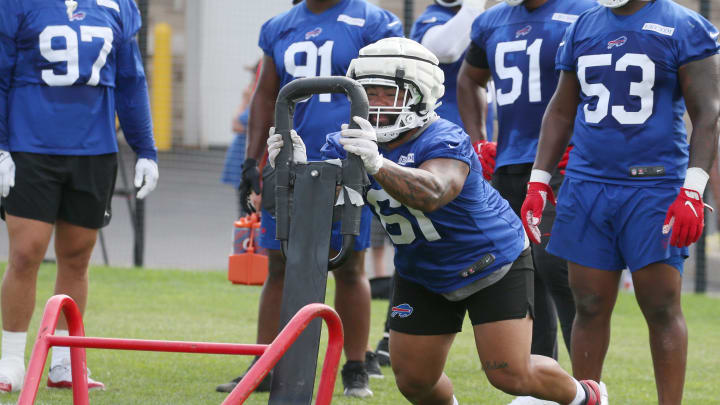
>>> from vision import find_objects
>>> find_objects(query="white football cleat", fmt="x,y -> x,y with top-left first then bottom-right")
47,359 -> 105,390
0,358 -> 25,394
507,396 -> 557,405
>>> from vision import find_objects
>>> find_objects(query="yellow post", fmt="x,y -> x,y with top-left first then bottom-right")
151,23 -> 172,151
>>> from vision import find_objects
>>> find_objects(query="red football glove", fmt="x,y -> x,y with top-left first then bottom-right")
473,140 -> 497,181
521,182 -> 556,244
663,188 -> 706,248
557,145 -> 573,175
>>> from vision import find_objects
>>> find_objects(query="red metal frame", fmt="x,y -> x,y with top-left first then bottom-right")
18,294 -> 343,405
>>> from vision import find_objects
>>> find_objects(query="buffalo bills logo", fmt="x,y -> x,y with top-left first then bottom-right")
305,27 -> 322,40
391,303 -> 413,318
607,36 -> 627,49
69,12 -> 86,21
515,25 -> 532,38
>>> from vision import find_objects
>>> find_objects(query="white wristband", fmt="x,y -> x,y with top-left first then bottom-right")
683,167 -> 709,195
529,169 -> 552,185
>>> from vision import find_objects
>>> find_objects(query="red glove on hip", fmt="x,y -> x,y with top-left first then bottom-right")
473,140 -> 497,181
663,188 -> 706,248
521,182 -> 556,244
557,145 -> 573,175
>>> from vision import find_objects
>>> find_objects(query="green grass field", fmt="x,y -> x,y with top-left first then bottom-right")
1,264 -> 718,404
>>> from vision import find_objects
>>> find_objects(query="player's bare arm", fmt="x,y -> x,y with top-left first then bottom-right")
680,53 -> 720,172
373,157 -> 469,213
246,55 -> 280,161
457,60 -> 490,143
533,71 -> 580,172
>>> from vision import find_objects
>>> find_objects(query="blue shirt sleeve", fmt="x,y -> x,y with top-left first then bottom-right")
676,13 -> 720,66
555,22 -> 577,71
0,1 -> 21,150
121,0 -> 142,42
363,9 -> 404,44
258,19 -> 275,57
469,14 -> 487,49
115,37 -> 157,160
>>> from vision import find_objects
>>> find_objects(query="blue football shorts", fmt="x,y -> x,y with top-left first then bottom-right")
546,178 -> 688,273
259,206 -> 372,251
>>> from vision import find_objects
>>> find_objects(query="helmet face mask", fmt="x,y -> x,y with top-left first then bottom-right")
347,38 -> 445,143
360,79 -> 426,143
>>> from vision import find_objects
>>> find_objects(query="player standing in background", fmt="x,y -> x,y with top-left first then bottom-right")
522,0 -> 719,404
457,1 -> 597,403
218,0 -> 403,397
369,0 -> 490,369
0,0 -> 158,393
272,36 -> 603,405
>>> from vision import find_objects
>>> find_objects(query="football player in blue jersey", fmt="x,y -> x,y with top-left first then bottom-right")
522,0 -> 720,403
364,0 -> 493,370
0,0 -> 158,393
218,0 -> 403,397
270,37 -> 604,405
457,1 -> 598,403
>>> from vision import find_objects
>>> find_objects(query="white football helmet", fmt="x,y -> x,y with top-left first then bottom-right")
496,0 -> 524,6
347,38 -> 445,143
435,0 -> 463,6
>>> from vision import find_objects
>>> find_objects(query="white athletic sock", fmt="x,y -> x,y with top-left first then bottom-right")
569,379 -> 587,405
452,395 -> 459,405
1,330 -> 27,364
51,330 -> 70,368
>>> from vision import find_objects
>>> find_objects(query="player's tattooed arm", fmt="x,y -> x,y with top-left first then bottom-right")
373,158 -> 469,212
246,55 -> 281,161
533,71 -> 581,173
457,60 -> 491,143
680,54 -> 720,172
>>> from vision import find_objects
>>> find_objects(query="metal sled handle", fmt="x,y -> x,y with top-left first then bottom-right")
274,77 -> 369,269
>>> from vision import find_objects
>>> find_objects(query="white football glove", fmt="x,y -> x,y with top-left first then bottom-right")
267,127 -> 307,169
339,116 -> 384,175
134,158 -> 159,199
0,150 -> 15,198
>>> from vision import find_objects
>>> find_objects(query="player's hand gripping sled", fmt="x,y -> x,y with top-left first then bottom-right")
270,77 -> 369,405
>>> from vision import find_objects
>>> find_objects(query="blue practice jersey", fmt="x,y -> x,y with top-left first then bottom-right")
322,118 -> 525,294
557,0 -> 719,186
470,0 -> 595,168
0,0 -> 156,159
259,0 -> 403,160
410,5 -> 465,128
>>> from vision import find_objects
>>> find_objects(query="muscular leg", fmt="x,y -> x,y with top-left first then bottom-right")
474,315 -> 577,403
569,262 -> 621,381
53,220 -> 98,330
255,249 -> 285,344
390,330 -> 455,405
333,249 -> 370,362
1,215 -> 53,332
632,262 -> 686,405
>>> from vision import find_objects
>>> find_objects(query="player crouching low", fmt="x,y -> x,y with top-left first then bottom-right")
267,37 -> 602,405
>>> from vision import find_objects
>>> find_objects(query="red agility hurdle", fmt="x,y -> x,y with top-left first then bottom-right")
18,295 -> 344,405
